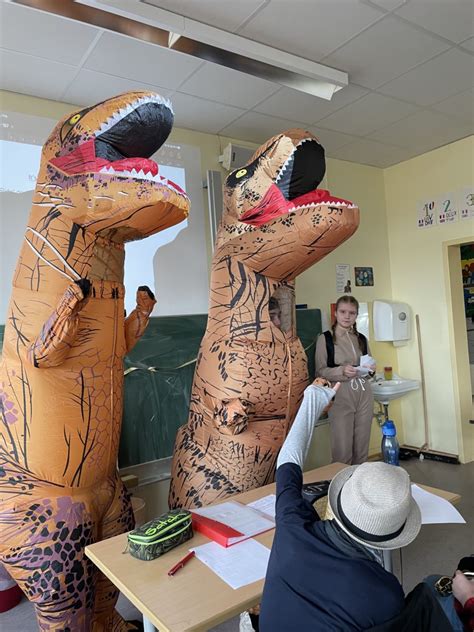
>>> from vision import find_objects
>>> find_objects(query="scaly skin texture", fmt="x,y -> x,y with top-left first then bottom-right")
169,129 -> 359,509
0,91 -> 189,630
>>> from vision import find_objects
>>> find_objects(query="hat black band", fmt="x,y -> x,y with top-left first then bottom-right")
337,489 -> 406,543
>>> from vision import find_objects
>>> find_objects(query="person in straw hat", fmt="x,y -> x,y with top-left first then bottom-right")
259,379 -> 422,632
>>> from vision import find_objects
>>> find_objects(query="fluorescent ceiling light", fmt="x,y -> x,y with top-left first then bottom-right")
12,0 -> 349,100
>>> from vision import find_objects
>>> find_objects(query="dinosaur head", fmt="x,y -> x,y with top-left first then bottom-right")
37,91 -> 189,241
217,129 -> 359,280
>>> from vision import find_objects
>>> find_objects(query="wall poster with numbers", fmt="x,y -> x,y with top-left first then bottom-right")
458,187 -> 474,221
437,191 -> 458,224
417,198 -> 436,228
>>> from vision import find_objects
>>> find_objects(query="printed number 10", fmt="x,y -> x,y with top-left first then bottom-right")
423,201 -> 434,214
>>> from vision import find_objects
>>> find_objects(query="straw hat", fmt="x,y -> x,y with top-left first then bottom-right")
328,462 -> 421,550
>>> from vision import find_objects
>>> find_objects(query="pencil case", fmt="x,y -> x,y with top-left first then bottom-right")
126,509 -> 193,561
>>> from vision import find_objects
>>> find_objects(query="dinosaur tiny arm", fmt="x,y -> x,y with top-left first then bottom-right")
124,286 -> 156,353
26,280 -> 90,369
213,398 -> 250,435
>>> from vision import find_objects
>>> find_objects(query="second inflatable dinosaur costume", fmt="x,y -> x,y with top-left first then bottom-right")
170,129 -> 359,509
0,91 -> 189,630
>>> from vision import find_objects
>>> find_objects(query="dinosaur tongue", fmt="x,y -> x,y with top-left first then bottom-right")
241,185 -> 354,226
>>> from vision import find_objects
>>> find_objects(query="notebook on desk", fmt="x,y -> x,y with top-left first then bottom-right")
192,500 -> 275,547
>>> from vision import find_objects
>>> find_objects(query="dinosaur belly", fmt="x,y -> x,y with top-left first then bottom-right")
169,335 -> 308,508
0,288 -> 126,493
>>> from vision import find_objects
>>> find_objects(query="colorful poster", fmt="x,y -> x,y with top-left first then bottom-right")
417,198 -> 436,228
437,191 -> 458,224
354,267 -> 374,287
458,186 -> 474,221
461,243 -> 474,319
336,264 -> 351,294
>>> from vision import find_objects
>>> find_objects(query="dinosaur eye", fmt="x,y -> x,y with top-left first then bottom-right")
60,108 -> 89,142
236,169 -> 247,178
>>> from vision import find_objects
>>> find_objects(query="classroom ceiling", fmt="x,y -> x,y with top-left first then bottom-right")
0,0 -> 473,168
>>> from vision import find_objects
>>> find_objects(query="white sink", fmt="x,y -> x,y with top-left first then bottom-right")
372,376 -> 420,404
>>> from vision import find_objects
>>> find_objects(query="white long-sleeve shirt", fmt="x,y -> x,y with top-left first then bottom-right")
277,384 -> 336,470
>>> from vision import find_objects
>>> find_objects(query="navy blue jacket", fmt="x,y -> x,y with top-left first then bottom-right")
260,463 -> 405,631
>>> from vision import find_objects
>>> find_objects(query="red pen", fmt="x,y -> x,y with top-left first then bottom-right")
167,550 -> 195,577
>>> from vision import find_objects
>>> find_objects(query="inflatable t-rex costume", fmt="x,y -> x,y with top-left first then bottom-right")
0,91 -> 189,630
169,129 -> 359,509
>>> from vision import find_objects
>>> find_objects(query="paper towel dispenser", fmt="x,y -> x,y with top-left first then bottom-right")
373,300 -> 411,341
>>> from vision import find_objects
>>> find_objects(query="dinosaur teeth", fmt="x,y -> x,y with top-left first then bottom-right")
275,158 -> 291,183
94,94 -> 174,137
275,137 -> 323,183
96,166 -> 187,197
296,137 -> 312,147
290,200 -> 357,211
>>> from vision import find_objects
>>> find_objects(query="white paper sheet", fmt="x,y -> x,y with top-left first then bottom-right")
411,484 -> 465,524
192,501 -> 275,545
247,494 -> 276,519
192,539 -> 271,589
356,354 -> 376,377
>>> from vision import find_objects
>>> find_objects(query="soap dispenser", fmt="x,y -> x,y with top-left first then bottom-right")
373,300 -> 411,342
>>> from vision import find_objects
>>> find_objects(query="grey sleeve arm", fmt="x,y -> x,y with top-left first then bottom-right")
277,385 -> 336,470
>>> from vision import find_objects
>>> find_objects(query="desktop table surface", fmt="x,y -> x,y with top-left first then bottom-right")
85,462 -> 460,632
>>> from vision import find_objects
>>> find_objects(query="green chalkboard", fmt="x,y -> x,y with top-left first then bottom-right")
119,309 -> 322,467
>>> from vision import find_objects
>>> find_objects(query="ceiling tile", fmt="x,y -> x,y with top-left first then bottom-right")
329,137 -> 414,167
460,37 -> 474,52
254,83 -> 369,124
378,48 -> 474,106
0,3 -> 99,66
0,49 -> 77,101
431,88 -> 474,125
309,127 -> 358,151
170,92 -> 245,134
219,112 -> 307,144
239,0 -> 384,61
395,0 -> 474,44
84,32 -> 202,89
62,69 -> 172,107
369,109 -> 473,153
143,0 -> 266,32
178,62 -> 279,109
316,93 -> 419,135
362,0 -> 408,10
322,15 -> 450,89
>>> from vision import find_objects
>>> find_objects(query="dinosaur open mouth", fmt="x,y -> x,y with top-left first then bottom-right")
49,95 -> 186,196
274,138 -> 325,201
241,138 -> 354,226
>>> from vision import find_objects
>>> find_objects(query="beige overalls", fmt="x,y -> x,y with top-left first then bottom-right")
315,326 -> 374,464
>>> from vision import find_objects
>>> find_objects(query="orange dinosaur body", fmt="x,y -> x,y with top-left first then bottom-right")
0,91 -> 189,630
169,129 -> 359,509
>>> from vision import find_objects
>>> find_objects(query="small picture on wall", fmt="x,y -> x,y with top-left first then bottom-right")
355,267 -> 374,287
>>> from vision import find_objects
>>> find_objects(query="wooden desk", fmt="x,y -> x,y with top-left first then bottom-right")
85,463 -> 460,632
